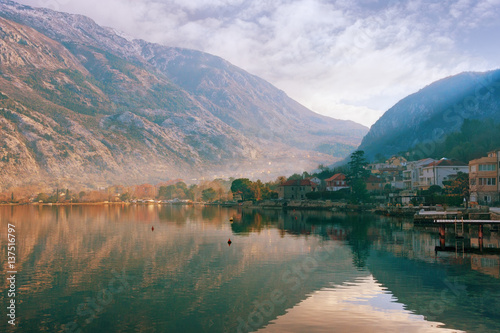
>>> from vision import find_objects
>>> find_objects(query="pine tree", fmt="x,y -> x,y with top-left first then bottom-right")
346,150 -> 370,204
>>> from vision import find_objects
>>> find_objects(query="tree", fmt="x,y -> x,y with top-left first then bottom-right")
120,192 -> 131,201
421,185 -> 443,206
174,188 -> 187,199
175,182 -> 189,198
251,181 -> 263,201
314,167 -> 334,180
158,185 -> 176,199
317,164 -> 327,171
277,176 -> 287,183
230,178 -> 254,201
346,150 -> 370,203
36,193 -> 49,203
202,188 -> 217,202
426,185 -> 443,195
187,184 -> 199,201
443,172 -> 470,206
176,182 -> 188,191
287,173 -> 302,181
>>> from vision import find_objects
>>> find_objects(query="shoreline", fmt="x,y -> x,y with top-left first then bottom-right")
2,201 -> 496,221
1,202 -> 133,206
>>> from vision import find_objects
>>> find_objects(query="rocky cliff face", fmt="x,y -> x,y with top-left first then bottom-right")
358,70 -> 500,161
0,0 -> 367,190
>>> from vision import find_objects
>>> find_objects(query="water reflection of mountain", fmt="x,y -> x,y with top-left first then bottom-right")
0,206 -> 361,332
2,206 -> 500,332
230,208 -> 500,332
367,252 -> 500,332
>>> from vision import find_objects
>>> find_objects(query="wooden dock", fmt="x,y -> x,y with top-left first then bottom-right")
414,209 -> 492,224
434,218 -> 500,251
435,219 -> 500,224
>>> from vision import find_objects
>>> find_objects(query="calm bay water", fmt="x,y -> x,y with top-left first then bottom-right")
1,205 -> 500,332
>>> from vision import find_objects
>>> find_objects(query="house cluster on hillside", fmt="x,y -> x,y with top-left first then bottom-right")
401,150 -> 499,205
278,149 -> 500,205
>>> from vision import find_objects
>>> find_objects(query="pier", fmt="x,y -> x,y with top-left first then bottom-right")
434,218 -> 500,253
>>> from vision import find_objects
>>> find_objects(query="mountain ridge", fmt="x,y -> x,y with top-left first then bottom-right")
358,69 -> 500,161
0,0 -> 367,191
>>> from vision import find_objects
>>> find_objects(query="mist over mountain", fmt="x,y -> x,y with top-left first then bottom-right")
0,0 -> 367,190
359,69 -> 500,161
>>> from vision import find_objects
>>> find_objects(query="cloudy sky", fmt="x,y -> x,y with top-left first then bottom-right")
19,0 -> 500,127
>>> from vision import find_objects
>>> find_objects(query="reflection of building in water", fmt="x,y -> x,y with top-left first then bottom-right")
471,255 -> 500,279
468,233 -> 500,278
371,230 -> 438,262
470,232 -> 500,249
279,211 -> 350,240
326,227 -> 349,241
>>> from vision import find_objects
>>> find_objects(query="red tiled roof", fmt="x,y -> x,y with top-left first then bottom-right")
281,179 -> 315,186
325,173 -> 346,182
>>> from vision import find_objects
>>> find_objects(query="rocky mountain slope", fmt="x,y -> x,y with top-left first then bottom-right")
0,0 -> 367,190
358,70 -> 500,161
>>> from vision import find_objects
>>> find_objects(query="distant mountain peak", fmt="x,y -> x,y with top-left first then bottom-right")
0,0 -> 367,190
359,69 -> 500,161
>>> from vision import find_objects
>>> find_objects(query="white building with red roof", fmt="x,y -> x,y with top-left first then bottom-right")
325,173 -> 349,191
419,158 -> 468,190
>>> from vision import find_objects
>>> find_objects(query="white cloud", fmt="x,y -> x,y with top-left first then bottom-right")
18,0 -> 500,126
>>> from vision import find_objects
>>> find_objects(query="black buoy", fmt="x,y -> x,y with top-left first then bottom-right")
228,238 -> 232,246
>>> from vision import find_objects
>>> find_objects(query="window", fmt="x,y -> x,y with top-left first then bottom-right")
479,178 -> 497,186
471,165 -> 477,172
479,164 -> 496,171
470,179 -> 476,185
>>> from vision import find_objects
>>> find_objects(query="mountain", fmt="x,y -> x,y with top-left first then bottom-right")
0,0 -> 367,190
408,118 -> 500,163
359,70 -> 500,161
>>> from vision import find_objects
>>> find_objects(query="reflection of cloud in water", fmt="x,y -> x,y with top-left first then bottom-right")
258,275 -> 464,333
